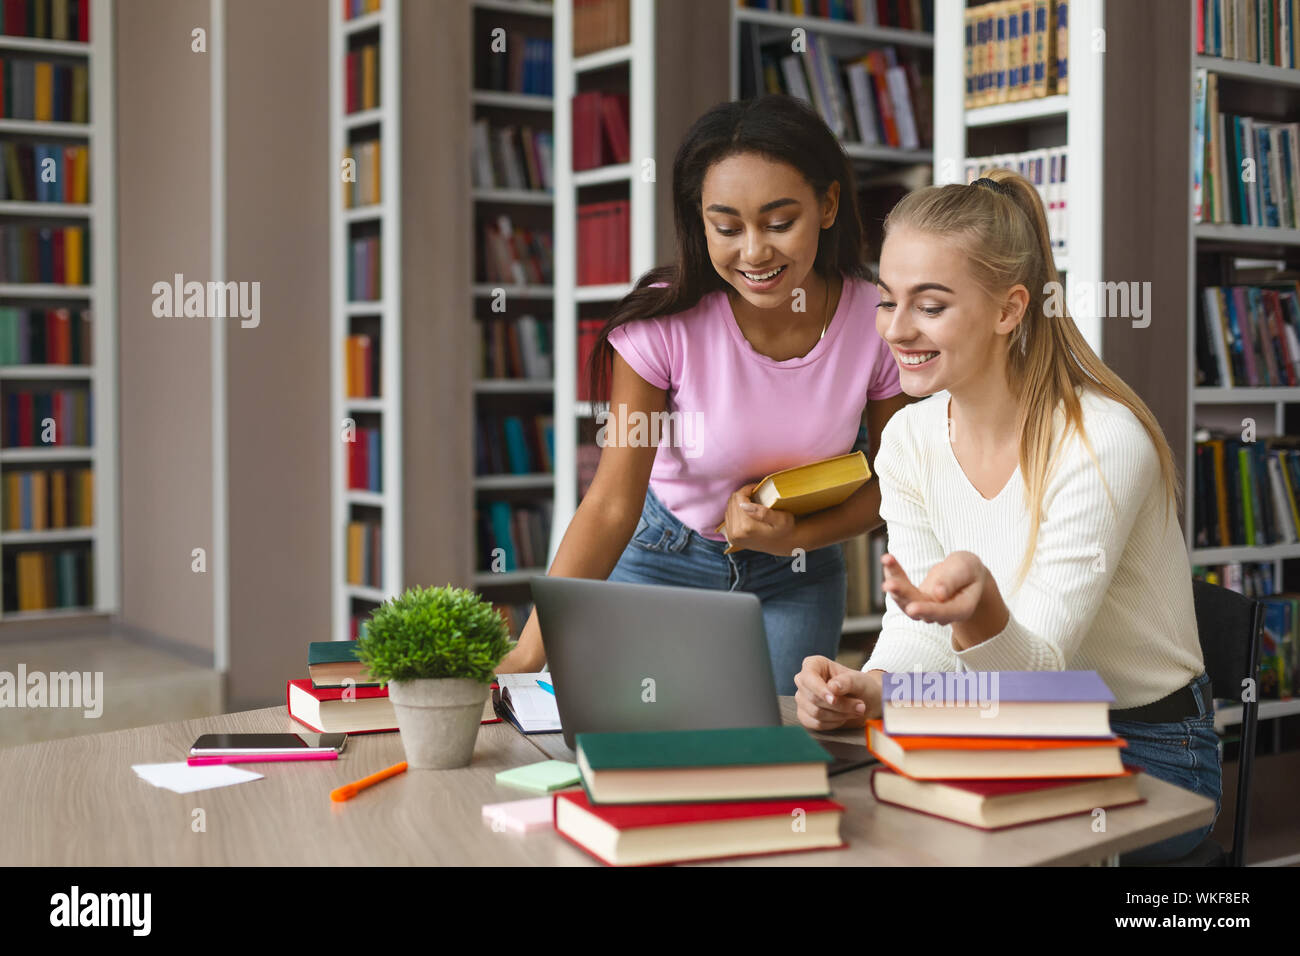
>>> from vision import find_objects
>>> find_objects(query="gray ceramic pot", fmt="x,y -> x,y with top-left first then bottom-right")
386,677 -> 489,769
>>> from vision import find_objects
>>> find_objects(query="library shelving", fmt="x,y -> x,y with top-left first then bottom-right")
330,0 -> 473,641
469,0 -> 557,635
1186,0 -> 1300,731
730,0 -> 935,647
0,0 -> 115,622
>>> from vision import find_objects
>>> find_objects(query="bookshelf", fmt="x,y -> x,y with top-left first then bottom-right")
330,0 -> 473,641
1186,0 -> 1300,731
469,0 -> 557,634
0,0 -> 115,622
730,1 -> 935,646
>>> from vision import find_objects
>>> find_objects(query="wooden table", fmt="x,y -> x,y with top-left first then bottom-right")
0,698 -> 1215,866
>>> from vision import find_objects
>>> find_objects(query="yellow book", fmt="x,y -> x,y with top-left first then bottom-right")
52,0 -> 68,41
19,552 -> 37,611
5,472 -> 19,530
362,45 -> 376,111
342,145 -> 353,207
31,471 -> 46,531
51,469 -> 66,529
715,451 -> 873,555
75,146 -> 89,203
372,139 -> 382,204
34,62 -> 53,122
80,468 -> 93,526
347,522 -> 364,584
993,1 -> 1008,105
1005,1 -> 1021,103
65,227 -> 82,285
1032,0 -> 1050,99
71,65 -> 88,124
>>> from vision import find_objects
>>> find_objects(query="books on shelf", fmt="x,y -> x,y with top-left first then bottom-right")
342,0 -> 381,20
0,223 -> 87,284
480,214 -> 553,285
476,498 -> 553,571
2,385 -> 90,446
1259,595 -> 1298,698
3,465 -> 92,530
965,0 -> 1065,108
346,424 -> 382,491
843,529 -> 887,617
471,119 -> 554,193
1195,72 -> 1300,227
349,610 -> 370,640
3,543 -> 91,611
344,333 -> 378,398
0,142 -> 89,203
1192,433 -> 1300,548
1196,283 -> 1300,387
347,234 -> 380,300
577,199 -> 628,285
1194,559 -> 1281,596
0,0 -> 92,41
571,91 -> 629,170
0,305 -> 90,364
345,517 -> 382,588
1196,0 -> 1300,66
345,40 -> 380,114
478,314 -> 552,380
0,57 -> 89,122
479,34 -> 552,96
739,0 -> 933,30
753,40 -> 931,151
575,318 -> 607,401
476,411 -> 555,476
573,0 -> 628,57
341,137 -> 380,208
965,147 -> 1068,257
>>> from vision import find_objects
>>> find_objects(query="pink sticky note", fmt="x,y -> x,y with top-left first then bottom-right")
482,796 -> 555,834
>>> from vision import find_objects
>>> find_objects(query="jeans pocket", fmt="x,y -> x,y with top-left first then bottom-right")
630,516 -> 669,552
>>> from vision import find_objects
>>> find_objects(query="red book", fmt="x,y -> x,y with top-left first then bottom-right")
599,92 -> 630,163
554,790 -> 847,866
78,0 -> 89,41
17,391 -> 32,446
869,766 -> 1145,832
286,678 -> 397,735
865,50 -> 899,147
345,51 -> 358,114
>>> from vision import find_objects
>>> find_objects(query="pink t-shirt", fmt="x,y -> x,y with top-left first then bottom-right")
607,274 -> 901,541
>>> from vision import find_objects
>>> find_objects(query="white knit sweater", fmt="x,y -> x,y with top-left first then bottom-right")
863,387 -> 1205,710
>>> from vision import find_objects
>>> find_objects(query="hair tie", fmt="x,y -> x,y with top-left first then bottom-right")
970,176 -> 1011,196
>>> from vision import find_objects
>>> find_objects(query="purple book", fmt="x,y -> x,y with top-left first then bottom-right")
881,671 -> 1118,739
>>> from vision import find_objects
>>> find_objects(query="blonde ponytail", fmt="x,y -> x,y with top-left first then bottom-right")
883,170 -> 1181,588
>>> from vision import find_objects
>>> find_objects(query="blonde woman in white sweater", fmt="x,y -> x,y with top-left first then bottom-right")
794,171 -> 1218,864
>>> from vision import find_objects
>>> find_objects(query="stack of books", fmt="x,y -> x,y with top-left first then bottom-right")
867,671 -> 1143,831
554,725 -> 846,866
287,641 -> 502,734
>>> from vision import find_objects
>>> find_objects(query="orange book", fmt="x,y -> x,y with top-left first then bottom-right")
4,472 -> 20,530
50,469 -> 66,528
34,62 -> 53,122
30,471 -> 46,531
865,720 -> 1127,780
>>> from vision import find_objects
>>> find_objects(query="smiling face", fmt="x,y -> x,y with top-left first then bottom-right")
875,226 -> 1027,398
699,152 -> 838,309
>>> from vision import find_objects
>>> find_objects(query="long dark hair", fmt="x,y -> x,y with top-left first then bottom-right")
587,94 -> 871,402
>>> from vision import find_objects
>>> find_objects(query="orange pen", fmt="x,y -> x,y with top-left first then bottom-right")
330,761 -> 407,802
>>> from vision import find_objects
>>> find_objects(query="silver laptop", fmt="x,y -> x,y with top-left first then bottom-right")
530,577 -> 782,749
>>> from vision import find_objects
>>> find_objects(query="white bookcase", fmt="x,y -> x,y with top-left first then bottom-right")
469,0 -> 557,619
0,0 -> 116,621
1185,20 -> 1300,729
330,1 -> 402,641
549,0 -> 656,551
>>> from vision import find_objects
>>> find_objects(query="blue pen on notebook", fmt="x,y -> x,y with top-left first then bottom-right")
536,679 -> 554,695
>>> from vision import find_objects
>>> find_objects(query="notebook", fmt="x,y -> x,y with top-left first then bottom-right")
495,672 -> 562,733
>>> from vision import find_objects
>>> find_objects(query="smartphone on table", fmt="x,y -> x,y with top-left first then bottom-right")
189,733 -> 348,756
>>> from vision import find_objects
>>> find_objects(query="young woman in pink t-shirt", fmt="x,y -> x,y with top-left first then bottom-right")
496,95 -> 912,692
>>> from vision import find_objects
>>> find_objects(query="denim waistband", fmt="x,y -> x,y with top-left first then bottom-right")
639,483 -> 718,552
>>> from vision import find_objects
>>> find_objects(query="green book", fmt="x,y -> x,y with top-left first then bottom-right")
495,759 -> 581,794
1239,448 -> 1256,546
575,725 -> 833,805
307,640 -> 380,688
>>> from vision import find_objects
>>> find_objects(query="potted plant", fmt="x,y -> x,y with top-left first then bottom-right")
355,585 -> 514,770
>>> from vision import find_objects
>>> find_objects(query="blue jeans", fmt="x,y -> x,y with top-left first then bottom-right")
1111,670 -> 1223,865
607,486 -> 846,695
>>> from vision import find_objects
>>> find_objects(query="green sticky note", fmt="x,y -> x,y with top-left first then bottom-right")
495,760 -> 581,794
